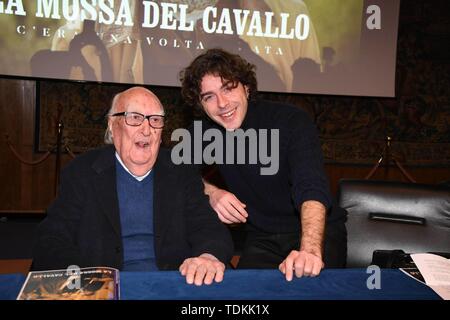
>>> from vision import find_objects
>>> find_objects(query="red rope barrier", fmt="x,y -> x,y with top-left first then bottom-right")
4,134 -> 52,165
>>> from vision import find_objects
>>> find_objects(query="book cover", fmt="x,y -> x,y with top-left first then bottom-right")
17,267 -> 119,300
399,267 -> 426,284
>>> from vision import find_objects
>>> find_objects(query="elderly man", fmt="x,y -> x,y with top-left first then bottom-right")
33,87 -> 233,286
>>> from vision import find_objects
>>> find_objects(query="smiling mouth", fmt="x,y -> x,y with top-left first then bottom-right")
219,108 -> 237,119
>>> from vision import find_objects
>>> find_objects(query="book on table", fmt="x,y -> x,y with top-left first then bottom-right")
17,266 -> 119,300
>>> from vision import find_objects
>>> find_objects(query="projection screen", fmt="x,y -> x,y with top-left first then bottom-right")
0,0 -> 400,96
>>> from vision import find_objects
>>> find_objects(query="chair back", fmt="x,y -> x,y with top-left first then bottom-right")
338,179 -> 450,267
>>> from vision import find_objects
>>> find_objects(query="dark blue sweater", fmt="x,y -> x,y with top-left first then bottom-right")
116,159 -> 158,271
194,99 -> 331,234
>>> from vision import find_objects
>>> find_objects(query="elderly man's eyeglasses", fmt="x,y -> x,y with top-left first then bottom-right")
111,112 -> 165,129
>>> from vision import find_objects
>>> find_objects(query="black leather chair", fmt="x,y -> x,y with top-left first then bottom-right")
337,179 -> 450,268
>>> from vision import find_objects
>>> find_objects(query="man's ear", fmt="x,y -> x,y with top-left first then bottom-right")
108,119 -> 114,137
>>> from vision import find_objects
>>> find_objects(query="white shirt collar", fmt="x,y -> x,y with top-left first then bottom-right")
115,152 -> 152,181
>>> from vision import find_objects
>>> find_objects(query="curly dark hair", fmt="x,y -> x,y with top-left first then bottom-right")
180,48 -> 258,111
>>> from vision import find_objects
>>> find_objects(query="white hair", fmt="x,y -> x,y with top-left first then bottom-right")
104,93 -> 121,144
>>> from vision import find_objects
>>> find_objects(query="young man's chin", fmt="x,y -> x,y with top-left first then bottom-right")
219,118 -> 241,130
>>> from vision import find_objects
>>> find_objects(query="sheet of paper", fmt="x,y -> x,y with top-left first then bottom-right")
411,253 -> 450,285
410,253 -> 450,300
429,285 -> 450,300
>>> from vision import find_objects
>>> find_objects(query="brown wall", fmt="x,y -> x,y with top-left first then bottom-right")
0,78 -> 448,211
0,79 -> 72,211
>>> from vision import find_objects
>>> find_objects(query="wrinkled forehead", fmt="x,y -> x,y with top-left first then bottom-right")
117,89 -> 164,115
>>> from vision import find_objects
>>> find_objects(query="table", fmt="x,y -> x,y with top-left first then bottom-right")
0,269 -> 440,300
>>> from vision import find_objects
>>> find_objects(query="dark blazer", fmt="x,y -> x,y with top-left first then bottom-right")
32,145 -> 233,271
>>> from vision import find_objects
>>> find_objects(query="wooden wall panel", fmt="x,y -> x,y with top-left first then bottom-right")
0,79 -> 72,211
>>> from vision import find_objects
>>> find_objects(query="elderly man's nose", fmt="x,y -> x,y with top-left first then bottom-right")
141,119 -> 152,134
